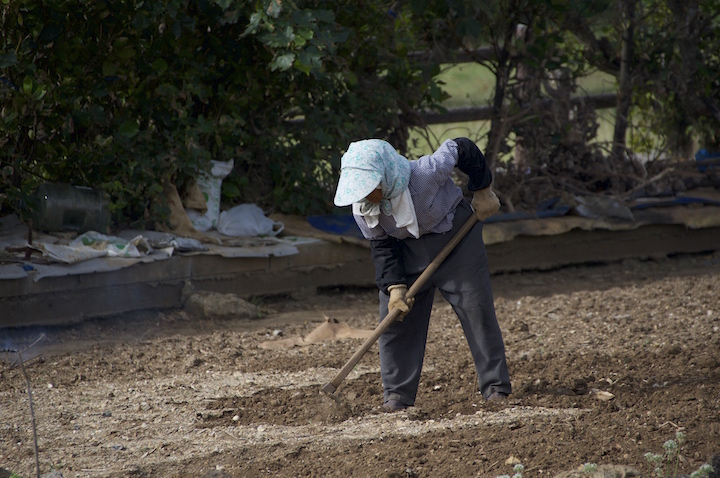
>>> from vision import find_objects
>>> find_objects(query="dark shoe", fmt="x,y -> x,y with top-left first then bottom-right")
486,391 -> 508,401
383,399 -> 408,412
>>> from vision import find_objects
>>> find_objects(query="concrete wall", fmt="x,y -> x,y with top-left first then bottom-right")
1,223 -> 718,328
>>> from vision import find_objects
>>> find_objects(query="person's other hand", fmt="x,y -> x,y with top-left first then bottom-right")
472,187 -> 500,221
388,284 -> 414,320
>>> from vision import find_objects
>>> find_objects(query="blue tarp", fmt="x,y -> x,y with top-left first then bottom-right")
307,215 -> 364,238
630,196 -> 720,210
307,197 -> 571,236
307,191 -> 720,237
695,149 -> 720,172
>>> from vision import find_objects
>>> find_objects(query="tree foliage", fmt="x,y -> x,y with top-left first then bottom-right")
404,0 -> 720,210
1,0 -> 442,227
630,0 -> 720,158
2,0 -> 720,227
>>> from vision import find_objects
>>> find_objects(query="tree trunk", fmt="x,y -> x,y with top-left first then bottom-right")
485,53 -> 511,172
513,24 -> 539,172
669,0 -> 701,159
484,20 -> 517,173
611,0 -> 636,162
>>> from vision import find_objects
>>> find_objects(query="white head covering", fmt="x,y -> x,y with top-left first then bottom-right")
334,139 -> 419,238
333,139 -> 410,207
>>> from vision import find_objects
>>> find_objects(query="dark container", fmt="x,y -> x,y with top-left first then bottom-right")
32,183 -> 110,233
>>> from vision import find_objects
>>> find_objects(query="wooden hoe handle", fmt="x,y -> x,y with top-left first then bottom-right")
321,214 -> 479,395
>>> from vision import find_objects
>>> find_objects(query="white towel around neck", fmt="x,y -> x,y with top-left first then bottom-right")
353,189 -> 420,238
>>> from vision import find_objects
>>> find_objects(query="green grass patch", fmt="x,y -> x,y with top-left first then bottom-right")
408,63 -> 618,158
436,62 -> 495,108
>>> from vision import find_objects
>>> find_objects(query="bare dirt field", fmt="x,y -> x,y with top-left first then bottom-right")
2,251 -> 720,478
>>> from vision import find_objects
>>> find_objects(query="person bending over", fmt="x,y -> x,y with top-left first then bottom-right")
333,138 -> 511,411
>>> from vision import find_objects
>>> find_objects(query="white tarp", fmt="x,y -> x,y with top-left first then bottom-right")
0,215 -> 299,282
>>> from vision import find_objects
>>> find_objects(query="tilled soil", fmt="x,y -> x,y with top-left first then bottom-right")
1,252 -> 720,478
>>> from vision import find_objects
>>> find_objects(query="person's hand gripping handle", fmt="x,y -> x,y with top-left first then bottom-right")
388,284 -> 414,321
471,186 -> 500,221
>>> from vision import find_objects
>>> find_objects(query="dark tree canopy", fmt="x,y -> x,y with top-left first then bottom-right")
2,0 -> 719,226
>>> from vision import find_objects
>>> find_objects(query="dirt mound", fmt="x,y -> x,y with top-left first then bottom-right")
1,253 -> 719,477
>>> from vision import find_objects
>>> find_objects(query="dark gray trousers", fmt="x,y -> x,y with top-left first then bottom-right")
378,200 -> 511,405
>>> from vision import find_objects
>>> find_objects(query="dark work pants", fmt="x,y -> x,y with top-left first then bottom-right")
378,200 -> 511,405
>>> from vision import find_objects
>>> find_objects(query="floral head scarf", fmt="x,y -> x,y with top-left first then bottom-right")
333,139 -> 411,208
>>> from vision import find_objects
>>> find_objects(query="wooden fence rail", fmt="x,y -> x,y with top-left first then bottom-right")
418,93 -> 616,125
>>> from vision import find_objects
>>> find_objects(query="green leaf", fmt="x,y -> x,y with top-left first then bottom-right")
242,12 -> 263,37
119,120 -> 139,138
0,53 -> 17,69
313,10 -> 335,23
331,30 -> 350,43
296,49 -> 321,73
222,182 -> 240,198
102,61 -> 118,76
220,9 -> 241,25
3,111 -> 18,123
270,53 -> 295,71
22,76 -> 33,94
213,0 -> 232,9
344,70 -> 358,86
297,27 -> 314,41
152,58 -> 168,73
267,25 -> 296,46
295,60 -> 311,75
117,47 -> 136,60
38,24 -> 63,43
92,86 -> 109,98
291,11 -> 316,28
267,0 -> 282,18
32,85 -> 47,100
131,12 -> 150,31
